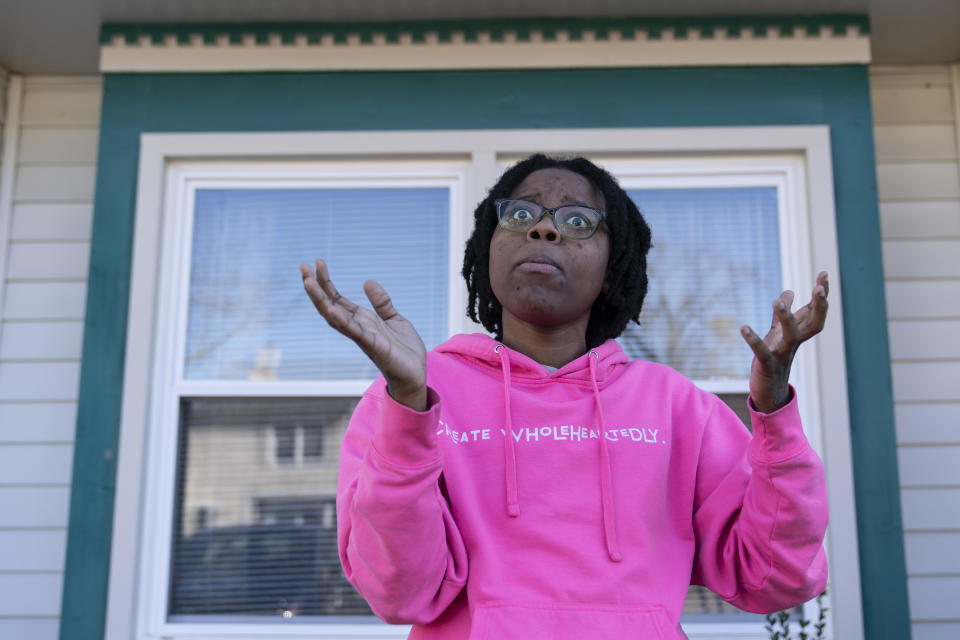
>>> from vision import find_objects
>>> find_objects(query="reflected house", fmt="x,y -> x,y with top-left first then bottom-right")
180,345 -> 339,538
177,398 -> 348,537
172,395 -> 367,616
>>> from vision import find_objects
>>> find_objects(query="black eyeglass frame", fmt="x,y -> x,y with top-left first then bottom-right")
493,198 -> 607,240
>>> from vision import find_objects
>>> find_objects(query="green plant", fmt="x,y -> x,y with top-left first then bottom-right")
765,589 -> 828,640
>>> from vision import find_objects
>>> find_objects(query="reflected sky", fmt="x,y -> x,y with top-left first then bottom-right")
185,188 -> 449,380
621,187 -> 781,379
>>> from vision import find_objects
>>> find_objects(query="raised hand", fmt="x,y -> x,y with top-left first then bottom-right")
740,271 -> 829,413
301,259 -> 428,411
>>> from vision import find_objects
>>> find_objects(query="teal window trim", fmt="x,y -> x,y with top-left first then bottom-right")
62,65 -> 908,640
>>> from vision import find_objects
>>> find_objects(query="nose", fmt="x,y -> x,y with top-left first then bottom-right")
526,210 -> 561,243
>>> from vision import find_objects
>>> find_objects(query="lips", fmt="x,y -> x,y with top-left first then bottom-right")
515,254 -> 562,273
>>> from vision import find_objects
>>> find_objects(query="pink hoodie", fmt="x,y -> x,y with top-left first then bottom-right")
337,334 -> 828,639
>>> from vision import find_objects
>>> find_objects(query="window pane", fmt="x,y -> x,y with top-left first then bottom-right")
169,397 -> 372,620
619,187 -> 781,380
717,393 -> 752,431
273,425 -> 295,463
680,393 -> 765,622
684,586 -> 760,618
303,425 -> 324,460
184,188 -> 450,380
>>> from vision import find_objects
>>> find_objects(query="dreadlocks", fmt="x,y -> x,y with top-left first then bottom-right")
462,154 -> 652,349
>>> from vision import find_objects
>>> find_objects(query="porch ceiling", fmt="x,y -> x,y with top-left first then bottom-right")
0,0 -> 958,74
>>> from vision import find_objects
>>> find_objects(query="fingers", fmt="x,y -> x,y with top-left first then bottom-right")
816,271 -> 829,298
792,272 -> 829,338
300,262 -> 327,309
807,272 -> 829,335
301,264 -> 338,321
312,259 -> 358,313
300,262 -> 426,385
774,294 -> 800,346
741,324 -> 772,362
363,280 -> 400,322
301,259 -> 360,333
769,290 -> 795,331
807,272 -> 829,312
781,290 -> 795,309
746,272 -> 830,378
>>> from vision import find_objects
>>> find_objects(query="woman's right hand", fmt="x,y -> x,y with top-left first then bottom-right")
301,259 -> 428,411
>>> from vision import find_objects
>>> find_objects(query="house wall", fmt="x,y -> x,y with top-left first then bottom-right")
3,65 -> 957,639
872,65 -> 960,640
0,76 -> 100,640
66,64 -> 901,639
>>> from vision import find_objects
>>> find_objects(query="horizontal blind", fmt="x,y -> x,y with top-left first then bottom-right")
684,586 -> 765,619
169,396 -> 371,620
620,187 -> 781,381
185,187 -> 450,380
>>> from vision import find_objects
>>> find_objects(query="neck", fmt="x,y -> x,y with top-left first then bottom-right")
500,310 -> 591,369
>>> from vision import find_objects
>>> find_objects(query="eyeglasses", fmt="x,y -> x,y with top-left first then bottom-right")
494,198 -> 606,239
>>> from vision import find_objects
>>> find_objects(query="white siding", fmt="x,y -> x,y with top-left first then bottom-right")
912,623 -> 960,640
0,75 -> 101,640
0,574 -> 62,616
872,65 -> 960,633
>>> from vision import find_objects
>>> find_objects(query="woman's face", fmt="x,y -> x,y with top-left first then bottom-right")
489,168 -> 610,331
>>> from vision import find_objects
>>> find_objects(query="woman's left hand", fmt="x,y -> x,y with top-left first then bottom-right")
741,271 -> 830,413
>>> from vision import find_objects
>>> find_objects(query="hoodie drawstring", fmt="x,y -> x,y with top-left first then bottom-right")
496,345 -> 521,517
495,344 -> 622,562
589,350 -> 624,563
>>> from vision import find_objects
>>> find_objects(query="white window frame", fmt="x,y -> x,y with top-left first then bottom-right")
107,128 -> 861,640
266,423 -> 324,468
143,159 -> 470,639
167,160 -> 470,394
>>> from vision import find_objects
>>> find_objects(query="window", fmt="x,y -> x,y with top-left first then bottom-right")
273,424 -> 297,463
112,129 -> 852,640
154,173 -> 462,628
590,159 -> 797,623
183,185 -> 453,381
129,158 -> 469,637
171,398 -> 365,619
621,186 -> 781,381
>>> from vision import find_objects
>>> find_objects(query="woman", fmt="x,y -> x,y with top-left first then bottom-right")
301,154 -> 829,639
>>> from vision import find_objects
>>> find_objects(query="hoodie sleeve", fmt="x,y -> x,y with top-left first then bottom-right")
690,388 -> 828,613
336,384 -> 469,624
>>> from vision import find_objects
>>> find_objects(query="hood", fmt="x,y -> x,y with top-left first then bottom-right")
434,333 -> 630,386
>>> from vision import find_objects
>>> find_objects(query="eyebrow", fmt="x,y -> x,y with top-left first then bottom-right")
512,195 -> 595,208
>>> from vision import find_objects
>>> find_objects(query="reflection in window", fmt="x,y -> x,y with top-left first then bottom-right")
303,425 -> 324,460
273,425 -> 295,463
169,397 -> 371,619
184,188 -> 450,381
621,187 -> 781,381
269,424 -> 324,466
